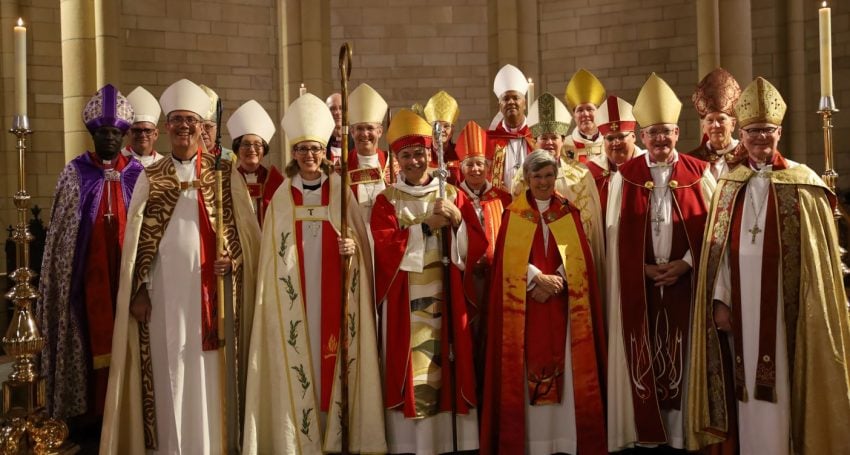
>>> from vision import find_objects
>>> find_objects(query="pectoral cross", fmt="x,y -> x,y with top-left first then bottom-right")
748,224 -> 762,244
104,169 -> 121,223
651,213 -> 665,235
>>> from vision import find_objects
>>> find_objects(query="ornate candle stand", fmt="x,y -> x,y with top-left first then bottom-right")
0,115 -> 67,454
818,96 -> 849,279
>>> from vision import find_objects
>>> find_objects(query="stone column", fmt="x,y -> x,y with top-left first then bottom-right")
784,0 -> 808,163
718,0 -> 753,83
94,0 -> 119,87
488,0 -> 540,109
60,0 -> 96,162
696,0 -> 720,79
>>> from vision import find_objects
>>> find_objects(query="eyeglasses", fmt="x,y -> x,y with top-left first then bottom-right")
168,115 -> 201,127
644,128 -> 676,139
130,127 -> 157,136
202,122 -> 217,132
605,132 -> 633,142
293,145 -> 324,155
239,142 -> 264,152
742,127 -> 778,137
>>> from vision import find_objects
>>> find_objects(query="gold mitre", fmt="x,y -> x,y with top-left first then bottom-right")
633,73 -> 682,127
692,67 -> 741,118
735,77 -> 786,128
281,93 -> 335,146
387,109 -> 433,153
454,121 -> 487,161
423,90 -> 460,125
348,83 -> 388,125
564,68 -> 606,111
528,92 -> 572,138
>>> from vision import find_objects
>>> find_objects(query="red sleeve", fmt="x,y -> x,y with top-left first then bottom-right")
369,193 -> 409,303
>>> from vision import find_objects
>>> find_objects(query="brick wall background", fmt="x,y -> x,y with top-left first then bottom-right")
1,0 -> 849,277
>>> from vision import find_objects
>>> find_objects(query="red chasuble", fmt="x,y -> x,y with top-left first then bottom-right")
84,152 -> 132,414
238,164 -> 284,226
370,189 -> 477,418
486,123 -> 533,190
347,148 -> 391,199
481,191 -> 607,455
616,154 -> 709,443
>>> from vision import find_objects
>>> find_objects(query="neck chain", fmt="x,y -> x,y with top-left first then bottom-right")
650,185 -> 670,235
746,184 -> 769,244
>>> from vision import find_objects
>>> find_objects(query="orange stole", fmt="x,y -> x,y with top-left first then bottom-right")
481,193 -> 606,455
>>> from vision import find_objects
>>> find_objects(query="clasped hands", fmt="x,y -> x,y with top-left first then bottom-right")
423,199 -> 462,231
530,273 -> 565,303
644,259 -> 690,287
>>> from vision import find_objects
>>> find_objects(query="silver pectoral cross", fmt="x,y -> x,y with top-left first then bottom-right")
651,213 -> 664,235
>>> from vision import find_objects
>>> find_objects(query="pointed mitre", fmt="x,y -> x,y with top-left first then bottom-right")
126,86 -> 161,125
596,95 -> 637,135
386,109 -> 433,152
564,69 -> 606,111
159,79 -> 210,117
198,84 -> 220,121
227,100 -> 276,143
633,73 -> 682,127
454,121 -> 487,162
493,64 -> 528,98
348,83 -> 388,125
527,92 -> 572,138
735,77 -> 787,128
83,84 -> 134,134
424,90 -> 460,125
281,93 -> 335,146
692,67 -> 742,118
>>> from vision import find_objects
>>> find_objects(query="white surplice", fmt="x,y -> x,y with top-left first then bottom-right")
712,162 -> 793,455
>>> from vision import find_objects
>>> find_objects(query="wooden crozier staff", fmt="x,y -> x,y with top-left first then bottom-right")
338,42 -> 353,455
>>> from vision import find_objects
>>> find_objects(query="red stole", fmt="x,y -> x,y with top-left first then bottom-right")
461,185 -> 512,313
586,160 -> 613,225
291,179 -> 342,412
193,149 -> 220,351
347,148 -> 389,199
238,164 -> 284,226
371,190 -> 477,418
616,155 -> 709,443
486,123 -> 533,187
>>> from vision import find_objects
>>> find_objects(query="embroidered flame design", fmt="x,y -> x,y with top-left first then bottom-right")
324,334 -> 339,360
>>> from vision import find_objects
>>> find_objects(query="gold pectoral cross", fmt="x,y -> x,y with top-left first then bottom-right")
748,224 -> 762,243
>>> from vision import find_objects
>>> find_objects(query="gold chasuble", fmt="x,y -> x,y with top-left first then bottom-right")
242,174 -> 386,454
687,163 -> 850,453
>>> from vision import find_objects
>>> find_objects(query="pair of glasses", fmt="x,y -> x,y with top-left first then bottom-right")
742,127 -> 778,137
240,142 -> 264,152
130,128 -> 157,136
605,132 -> 633,142
293,145 -> 324,155
168,116 -> 201,127
644,128 -> 675,139
203,123 -> 217,132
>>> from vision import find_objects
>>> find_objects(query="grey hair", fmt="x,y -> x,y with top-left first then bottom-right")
522,149 -> 558,181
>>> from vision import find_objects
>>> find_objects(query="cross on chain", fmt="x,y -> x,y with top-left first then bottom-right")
748,224 -> 762,244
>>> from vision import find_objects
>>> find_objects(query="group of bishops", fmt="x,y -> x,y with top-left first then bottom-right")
35,62 -> 850,455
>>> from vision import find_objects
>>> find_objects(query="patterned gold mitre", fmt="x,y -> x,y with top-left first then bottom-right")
735,77 -> 786,128
692,67 -> 741,118
633,73 -> 682,127
528,92 -> 572,138
281,93 -> 335,146
386,108 -> 433,153
564,68 -> 606,111
348,83 -> 388,125
454,120 -> 487,161
423,90 -> 460,125
198,84 -> 220,121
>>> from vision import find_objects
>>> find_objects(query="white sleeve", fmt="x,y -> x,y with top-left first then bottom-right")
399,224 -> 426,273
452,220 -> 468,271
712,246 -> 732,306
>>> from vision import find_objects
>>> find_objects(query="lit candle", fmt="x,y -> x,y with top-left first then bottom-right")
299,83 -> 306,97
14,18 -> 27,116
819,2 -> 833,98
527,78 -> 535,106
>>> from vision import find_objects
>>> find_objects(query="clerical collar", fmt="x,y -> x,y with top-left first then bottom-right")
501,119 -> 527,134
579,131 -> 599,141
404,176 -> 432,187
172,153 -> 197,164
302,181 -> 322,191
646,151 -> 678,168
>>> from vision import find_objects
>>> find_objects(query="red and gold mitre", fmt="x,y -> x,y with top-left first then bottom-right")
692,67 -> 741,118
596,95 -> 637,135
387,109 -> 433,152
454,121 -> 487,161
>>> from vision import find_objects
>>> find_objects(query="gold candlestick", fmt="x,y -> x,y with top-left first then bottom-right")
0,115 -> 68,454
818,97 -> 849,279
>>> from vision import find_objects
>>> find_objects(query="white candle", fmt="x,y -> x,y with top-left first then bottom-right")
14,18 -> 27,116
527,78 -> 535,106
299,83 -> 306,97
819,2 -> 833,98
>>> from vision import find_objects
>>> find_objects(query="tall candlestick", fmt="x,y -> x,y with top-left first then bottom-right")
299,82 -> 306,97
819,2 -> 833,98
14,18 -> 27,116
527,78 -> 535,107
